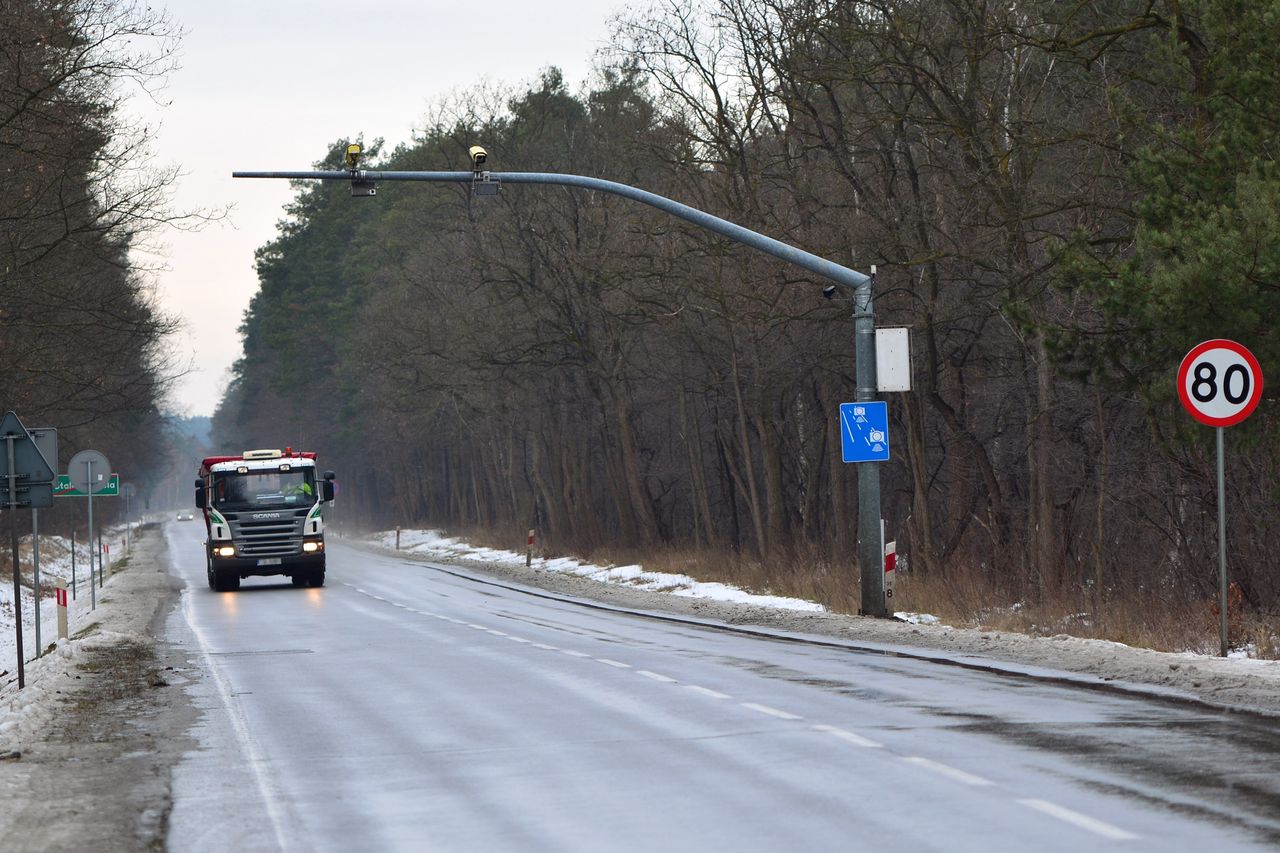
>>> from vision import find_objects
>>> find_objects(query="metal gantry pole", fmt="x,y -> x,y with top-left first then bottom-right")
855,268 -> 886,616
233,166 -> 889,615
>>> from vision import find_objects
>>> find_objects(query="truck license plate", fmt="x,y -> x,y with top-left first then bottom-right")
257,557 -> 282,566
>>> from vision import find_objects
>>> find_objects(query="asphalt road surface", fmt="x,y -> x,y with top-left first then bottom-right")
162,522 -> 1280,852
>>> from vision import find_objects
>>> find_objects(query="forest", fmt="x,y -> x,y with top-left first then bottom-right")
211,0 -> 1279,650
1,0 -> 184,537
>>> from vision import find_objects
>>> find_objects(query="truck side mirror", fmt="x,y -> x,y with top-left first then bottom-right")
321,480 -> 336,503
195,484 -> 206,509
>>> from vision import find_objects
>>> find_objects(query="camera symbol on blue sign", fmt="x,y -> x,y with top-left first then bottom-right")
839,401 -> 890,463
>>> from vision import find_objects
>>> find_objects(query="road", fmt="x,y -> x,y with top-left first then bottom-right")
162,522 -> 1280,852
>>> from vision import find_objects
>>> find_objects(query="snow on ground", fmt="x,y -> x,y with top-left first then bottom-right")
372,528 -> 826,613
0,524 -> 135,682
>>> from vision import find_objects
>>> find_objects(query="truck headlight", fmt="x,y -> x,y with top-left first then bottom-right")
216,546 -> 236,557
302,540 -> 322,553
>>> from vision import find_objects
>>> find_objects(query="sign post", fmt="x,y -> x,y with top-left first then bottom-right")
29,428 -> 56,658
1176,339 -> 1264,657
0,412 -> 56,688
67,450 -> 111,610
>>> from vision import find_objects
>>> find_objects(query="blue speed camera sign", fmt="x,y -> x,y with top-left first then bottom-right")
839,402 -> 890,463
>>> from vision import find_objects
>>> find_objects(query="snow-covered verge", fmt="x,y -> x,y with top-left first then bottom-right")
0,523 -> 135,681
0,522 -> 192,850
0,523 -> 151,742
364,528 -> 1280,716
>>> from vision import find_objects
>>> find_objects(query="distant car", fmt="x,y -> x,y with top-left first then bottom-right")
177,511 -> 195,521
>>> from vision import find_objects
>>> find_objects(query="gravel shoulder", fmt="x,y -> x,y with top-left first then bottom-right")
353,536 -> 1280,717
0,523 -> 199,852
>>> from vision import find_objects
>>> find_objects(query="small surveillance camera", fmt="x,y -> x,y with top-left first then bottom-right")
822,285 -> 837,299
469,145 -> 488,168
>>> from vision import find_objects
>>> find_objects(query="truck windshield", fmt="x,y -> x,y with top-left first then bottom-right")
212,469 -> 316,510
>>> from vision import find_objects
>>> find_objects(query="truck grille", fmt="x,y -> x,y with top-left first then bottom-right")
225,508 -> 309,557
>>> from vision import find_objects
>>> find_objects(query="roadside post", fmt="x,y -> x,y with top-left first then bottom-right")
68,450 -> 111,610
527,529 -> 535,568
55,578 -> 68,641
29,427 -> 57,658
1176,340 -> 1264,657
882,518 -> 897,608
1,411 -> 56,689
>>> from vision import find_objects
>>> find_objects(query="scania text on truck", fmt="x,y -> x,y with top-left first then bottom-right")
195,448 -> 336,591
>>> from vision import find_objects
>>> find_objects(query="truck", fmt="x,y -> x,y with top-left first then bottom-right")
195,448 -> 336,591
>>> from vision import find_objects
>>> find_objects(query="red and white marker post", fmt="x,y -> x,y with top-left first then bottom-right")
1177,339 -> 1264,656
55,577 -> 69,641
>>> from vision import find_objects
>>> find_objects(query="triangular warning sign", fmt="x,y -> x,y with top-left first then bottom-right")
0,411 -> 56,482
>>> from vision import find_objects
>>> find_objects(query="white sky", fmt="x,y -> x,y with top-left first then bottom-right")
145,0 -> 633,417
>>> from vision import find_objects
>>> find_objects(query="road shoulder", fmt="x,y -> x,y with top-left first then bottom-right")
0,523 -> 200,851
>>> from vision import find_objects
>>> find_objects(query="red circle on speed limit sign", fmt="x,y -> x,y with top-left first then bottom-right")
1177,339 -> 1264,427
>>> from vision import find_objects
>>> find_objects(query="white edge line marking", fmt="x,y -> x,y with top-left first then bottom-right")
903,756 -> 994,786
685,685 -> 730,699
561,649 -> 591,658
741,702 -> 803,721
596,658 -> 631,668
532,643 -> 558,651
488,629 -> 508,636
182,591 -> 292,852
637,670 -> 677,683
1018,799 -> 1139,841
507,636 -> 531,644
812,724 -> 882,748
468,624 -> 487,630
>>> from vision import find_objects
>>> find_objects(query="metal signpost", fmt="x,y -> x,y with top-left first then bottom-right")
28,428 -> 56,658
68,450 -> 111,610
0,412 -> 56,688
234,156 -> 895,615
1176,340 -> 1264,657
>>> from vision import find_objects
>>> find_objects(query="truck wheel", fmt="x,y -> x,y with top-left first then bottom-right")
206,547 -> 216,591
308,569 -> 325,588
290,574 -> 307,588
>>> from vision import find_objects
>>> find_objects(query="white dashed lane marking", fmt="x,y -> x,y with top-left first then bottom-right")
685,685 -> 731,700
903,756 -> 993,787
637,671 -> 677,683
1018,799 -> 1139,841
741,702 -> 803,721
812,724 -> 882,748
596,658 -> 631,669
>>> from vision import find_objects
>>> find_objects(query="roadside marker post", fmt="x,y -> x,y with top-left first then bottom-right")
527,529 -> 535,568
1176,339 -> 1264,656
55,578 -> 68,641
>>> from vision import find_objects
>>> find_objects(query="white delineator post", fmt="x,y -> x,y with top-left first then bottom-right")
55,578 -> 68,641
884,539 -> 897,605
527,529 -> 535,568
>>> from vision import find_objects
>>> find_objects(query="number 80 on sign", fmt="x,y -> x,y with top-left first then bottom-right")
1177,339 -> 1264,428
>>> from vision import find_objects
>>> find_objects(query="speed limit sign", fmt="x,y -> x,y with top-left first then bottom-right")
1177,339 -> 1264,427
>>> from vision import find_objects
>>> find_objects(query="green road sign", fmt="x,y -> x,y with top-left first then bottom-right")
54,473 -> 119,497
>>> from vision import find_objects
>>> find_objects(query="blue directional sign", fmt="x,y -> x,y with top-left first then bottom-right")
839,402 -> 890,463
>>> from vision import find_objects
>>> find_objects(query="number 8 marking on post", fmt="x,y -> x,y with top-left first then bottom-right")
1177,339 -> 1264,428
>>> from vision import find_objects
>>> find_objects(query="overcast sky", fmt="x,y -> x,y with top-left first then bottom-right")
145,0 -> 633,417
